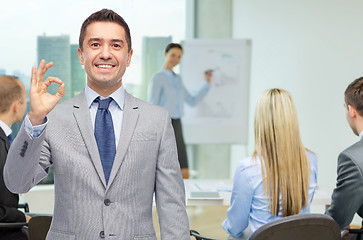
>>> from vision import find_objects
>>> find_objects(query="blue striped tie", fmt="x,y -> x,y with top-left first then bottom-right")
94,97 -> 116,184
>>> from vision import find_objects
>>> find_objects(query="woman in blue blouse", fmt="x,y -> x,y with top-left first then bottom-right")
148,43 -> 212,179
222,88 -> 318,239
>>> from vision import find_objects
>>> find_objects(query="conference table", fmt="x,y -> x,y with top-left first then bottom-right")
22,179 -> 332,213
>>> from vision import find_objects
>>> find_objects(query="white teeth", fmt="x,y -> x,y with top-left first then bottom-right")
97,65 -> 112,68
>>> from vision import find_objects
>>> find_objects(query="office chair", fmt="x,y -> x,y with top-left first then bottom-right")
248,213 -> 341,240
190,230 -> 218,240
0,202 -> 29,230
22,215 -> 52,240
340,220 -> 363,240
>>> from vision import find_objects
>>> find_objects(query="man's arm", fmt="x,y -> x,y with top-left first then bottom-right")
4,123 -> 51,193
326,150 -> 363,229
154,112 -> 189,239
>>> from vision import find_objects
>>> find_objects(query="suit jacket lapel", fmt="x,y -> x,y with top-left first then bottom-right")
0,127 -> 9,152
107,91 -> 139,187
72,91 -> 107,188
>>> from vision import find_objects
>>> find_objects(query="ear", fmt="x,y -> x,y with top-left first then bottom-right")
126,48 -> 133,67
348,104 -> 357,119
78,48 -> 84,65
11,100 -> 19,113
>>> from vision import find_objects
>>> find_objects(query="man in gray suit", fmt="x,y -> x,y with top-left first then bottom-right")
326,77 -> 363,231
4,9 -> 189,239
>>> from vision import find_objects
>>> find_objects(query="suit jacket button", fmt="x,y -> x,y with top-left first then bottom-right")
99,231 -> 105,238
104,199 -> 111,206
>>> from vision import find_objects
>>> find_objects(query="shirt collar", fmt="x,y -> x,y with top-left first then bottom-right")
161,68 -> 175,77
85,85 -> 125,110
0,120 -> 12,137
359,131 -> 363,140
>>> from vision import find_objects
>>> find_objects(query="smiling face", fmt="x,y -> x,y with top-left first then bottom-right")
78,21 -> 133,96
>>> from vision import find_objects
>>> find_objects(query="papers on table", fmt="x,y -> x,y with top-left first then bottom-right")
187,180 -> 232,204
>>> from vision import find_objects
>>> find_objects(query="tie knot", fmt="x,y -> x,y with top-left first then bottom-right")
95,97 -> 113,110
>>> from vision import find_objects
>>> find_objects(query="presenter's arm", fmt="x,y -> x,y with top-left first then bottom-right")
147,75 -> 162,105
4,60 -> 65,193
182,72 -> 211,107
222,162 -> 253,237
154,112 -> 189,239
325,151 -> 363,229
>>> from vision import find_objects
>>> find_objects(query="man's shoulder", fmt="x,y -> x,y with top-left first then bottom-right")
342,139 -> 363,155
339,139 -> 363,167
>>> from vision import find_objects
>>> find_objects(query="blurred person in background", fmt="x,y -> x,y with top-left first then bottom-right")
148,43 -> 212,179
222,88 -> 318,239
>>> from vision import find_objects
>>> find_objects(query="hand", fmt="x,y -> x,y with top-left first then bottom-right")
28,60 -> 65,125
204,70 -> 212,83
181,168 -> 189,179
25,214 -> 31,223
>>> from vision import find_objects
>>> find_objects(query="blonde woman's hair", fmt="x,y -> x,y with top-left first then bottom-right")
252,88 -> 310,217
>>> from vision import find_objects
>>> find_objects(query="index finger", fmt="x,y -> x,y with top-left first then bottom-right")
36,60 -> 54,84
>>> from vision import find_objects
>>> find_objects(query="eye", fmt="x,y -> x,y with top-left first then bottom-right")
91,43 -> 100,47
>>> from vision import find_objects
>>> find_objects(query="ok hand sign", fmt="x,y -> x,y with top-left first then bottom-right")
28,60 -> 65,125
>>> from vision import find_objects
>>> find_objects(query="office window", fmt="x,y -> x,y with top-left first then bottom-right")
1,0 -> 185,183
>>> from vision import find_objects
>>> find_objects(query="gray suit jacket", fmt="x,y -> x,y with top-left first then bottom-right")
326,138 -> 363,229
4,91 -> 189,239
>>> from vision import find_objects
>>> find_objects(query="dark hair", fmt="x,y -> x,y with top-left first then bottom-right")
165,43 -> 183,53
79,9 -> 132,52
0,75 -> 24,114
345,77 -> 363,116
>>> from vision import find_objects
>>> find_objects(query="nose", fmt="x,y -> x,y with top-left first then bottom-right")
99,45 -> 112,60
